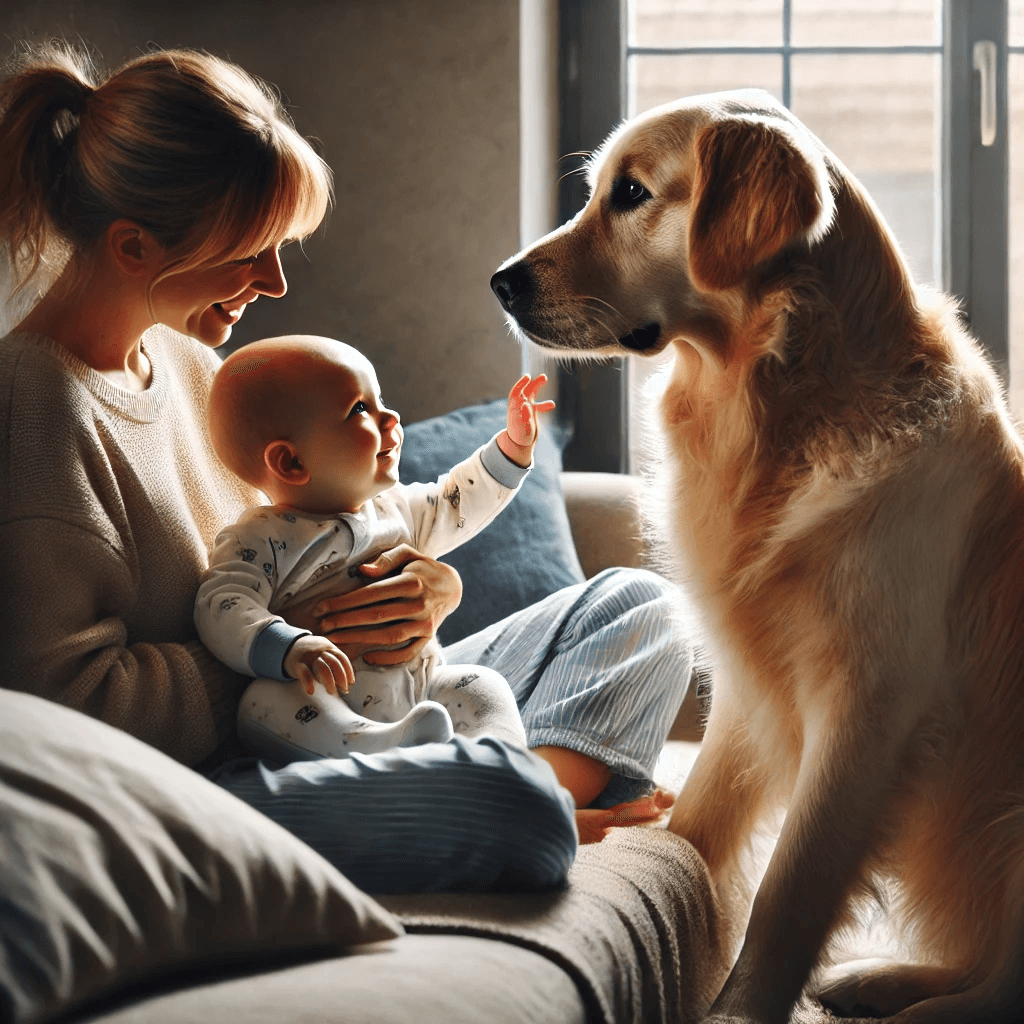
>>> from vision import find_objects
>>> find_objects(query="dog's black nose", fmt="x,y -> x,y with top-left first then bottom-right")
490,262 -> 534,315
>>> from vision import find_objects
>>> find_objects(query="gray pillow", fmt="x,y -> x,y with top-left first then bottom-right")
0,690 -> 402,1024
399,399 -> 586,645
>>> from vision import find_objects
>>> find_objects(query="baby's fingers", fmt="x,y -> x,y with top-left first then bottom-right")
325,650 -> 354,694
522,373 -> 549,402
295,661 -> 316,696
310,656 -> 337,696
508,374 -> 531,402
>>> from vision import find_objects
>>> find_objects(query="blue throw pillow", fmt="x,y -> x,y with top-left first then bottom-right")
399,399 -> 586,645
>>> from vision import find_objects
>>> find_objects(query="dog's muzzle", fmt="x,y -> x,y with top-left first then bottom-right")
492,261 -> 661,354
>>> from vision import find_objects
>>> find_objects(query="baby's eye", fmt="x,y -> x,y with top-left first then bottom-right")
350,400 -> 369,416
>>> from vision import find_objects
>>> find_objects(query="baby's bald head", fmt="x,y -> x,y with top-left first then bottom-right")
209,335 -> 372,491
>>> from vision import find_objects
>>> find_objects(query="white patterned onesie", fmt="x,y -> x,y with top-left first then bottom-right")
195,434 -> 529,761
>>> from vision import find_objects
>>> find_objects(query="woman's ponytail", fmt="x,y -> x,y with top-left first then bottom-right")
0,41 -> 330,301
0,43 -> 97,293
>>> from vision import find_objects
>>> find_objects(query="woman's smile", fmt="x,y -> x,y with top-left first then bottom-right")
152,245 -> 287,347
212,294 -> 256,324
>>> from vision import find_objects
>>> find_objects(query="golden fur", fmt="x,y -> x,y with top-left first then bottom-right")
491,90 -> 1024,1024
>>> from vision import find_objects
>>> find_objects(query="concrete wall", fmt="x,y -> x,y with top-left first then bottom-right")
1,0 -> 524,423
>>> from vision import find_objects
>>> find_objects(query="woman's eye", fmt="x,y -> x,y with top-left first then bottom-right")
609,177 -> 651,212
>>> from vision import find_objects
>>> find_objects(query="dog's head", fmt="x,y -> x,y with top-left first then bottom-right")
491,90 -> 836,364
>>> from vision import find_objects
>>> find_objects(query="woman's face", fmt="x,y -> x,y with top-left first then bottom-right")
149,244 -> 289,347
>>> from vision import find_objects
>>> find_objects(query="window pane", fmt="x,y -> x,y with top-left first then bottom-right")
628,53 -> 782,116
1008,53 -> 1024,417
791,0 -> 941,47
791,54 -> 940,287
629,0 -> 782,48
1011,0 -> 1024,47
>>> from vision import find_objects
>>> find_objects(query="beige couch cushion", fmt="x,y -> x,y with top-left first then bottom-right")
0,690 -> 402,1024
560,472 -> 648,578
78,935 -> 586,1024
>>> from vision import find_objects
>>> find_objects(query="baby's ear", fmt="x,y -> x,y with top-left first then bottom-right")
688,116 -> 834,291
264,440 -> 310,486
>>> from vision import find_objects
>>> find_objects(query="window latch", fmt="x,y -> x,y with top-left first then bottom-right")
972,39 -> 997,147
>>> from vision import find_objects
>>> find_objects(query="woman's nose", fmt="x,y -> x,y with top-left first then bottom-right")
253,246 -> 288,298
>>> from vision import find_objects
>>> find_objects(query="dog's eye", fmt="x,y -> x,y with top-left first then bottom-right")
610,177 -> 651,212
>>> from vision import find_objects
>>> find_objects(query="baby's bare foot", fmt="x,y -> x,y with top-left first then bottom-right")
575,789 -> 676,844
575,809 -> 613,844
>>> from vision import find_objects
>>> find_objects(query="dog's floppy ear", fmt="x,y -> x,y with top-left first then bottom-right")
688,117 -> 833,291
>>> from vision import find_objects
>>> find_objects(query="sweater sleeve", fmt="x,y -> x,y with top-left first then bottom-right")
0,516 -> 246,767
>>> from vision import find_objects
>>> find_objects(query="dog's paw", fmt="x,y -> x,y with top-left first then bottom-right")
815,958 -> 954,1018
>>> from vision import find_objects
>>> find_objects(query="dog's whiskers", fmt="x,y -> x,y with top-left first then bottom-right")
584,295 -> 626,319
582,297 -> 627,346
556,151 -> 594,187
557,164 -> 591,187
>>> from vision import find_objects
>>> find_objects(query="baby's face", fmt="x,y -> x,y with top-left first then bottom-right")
294,354 -> 403,514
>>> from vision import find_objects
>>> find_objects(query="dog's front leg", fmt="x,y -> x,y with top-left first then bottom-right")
702,688 -> 910,1024
668,686 -> 769,1002
669,708 -> 766,883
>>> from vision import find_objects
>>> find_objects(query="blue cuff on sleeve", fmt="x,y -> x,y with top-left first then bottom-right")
251,619 -> 311,680
480,433 -> 531,489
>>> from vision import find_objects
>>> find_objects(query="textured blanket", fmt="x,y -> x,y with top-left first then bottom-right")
379,827 -> 732,1024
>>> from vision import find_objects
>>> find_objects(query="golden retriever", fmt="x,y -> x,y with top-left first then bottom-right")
490,90 -> 1024,1024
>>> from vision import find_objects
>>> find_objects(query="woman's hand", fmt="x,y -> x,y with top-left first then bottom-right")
313,544 -> 463,665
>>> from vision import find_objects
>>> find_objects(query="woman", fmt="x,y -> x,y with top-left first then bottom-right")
0,42 -> 692,892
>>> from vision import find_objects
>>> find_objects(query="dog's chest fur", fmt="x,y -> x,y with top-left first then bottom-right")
648,329 -> 1015,727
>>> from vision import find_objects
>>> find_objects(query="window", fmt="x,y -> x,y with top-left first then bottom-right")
555,0 -> 1017,472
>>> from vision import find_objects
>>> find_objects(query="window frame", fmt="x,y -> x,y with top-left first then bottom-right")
555,0 -> 1011,471
555,0 -> 628,473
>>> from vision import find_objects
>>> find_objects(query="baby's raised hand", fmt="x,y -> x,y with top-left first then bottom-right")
284,635 -> 355,696
498,373 -> 556,467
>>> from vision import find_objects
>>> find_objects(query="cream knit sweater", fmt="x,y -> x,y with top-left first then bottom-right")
0,327 -> 261,767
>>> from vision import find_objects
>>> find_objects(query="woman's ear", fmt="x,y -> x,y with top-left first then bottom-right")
264,440 -> 310,487
105,219 -> 163,277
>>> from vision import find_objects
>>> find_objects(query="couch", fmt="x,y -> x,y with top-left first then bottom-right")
1,402 -> 726,1024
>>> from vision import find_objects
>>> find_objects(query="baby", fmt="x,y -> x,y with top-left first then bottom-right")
195,334 -> 554,763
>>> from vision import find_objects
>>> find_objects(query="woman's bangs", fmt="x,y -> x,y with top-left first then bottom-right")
193,132 -> 330,269
271,130 -> 332,241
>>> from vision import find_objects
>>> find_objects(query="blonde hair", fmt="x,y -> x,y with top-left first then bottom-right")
0,42 -> 333,294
